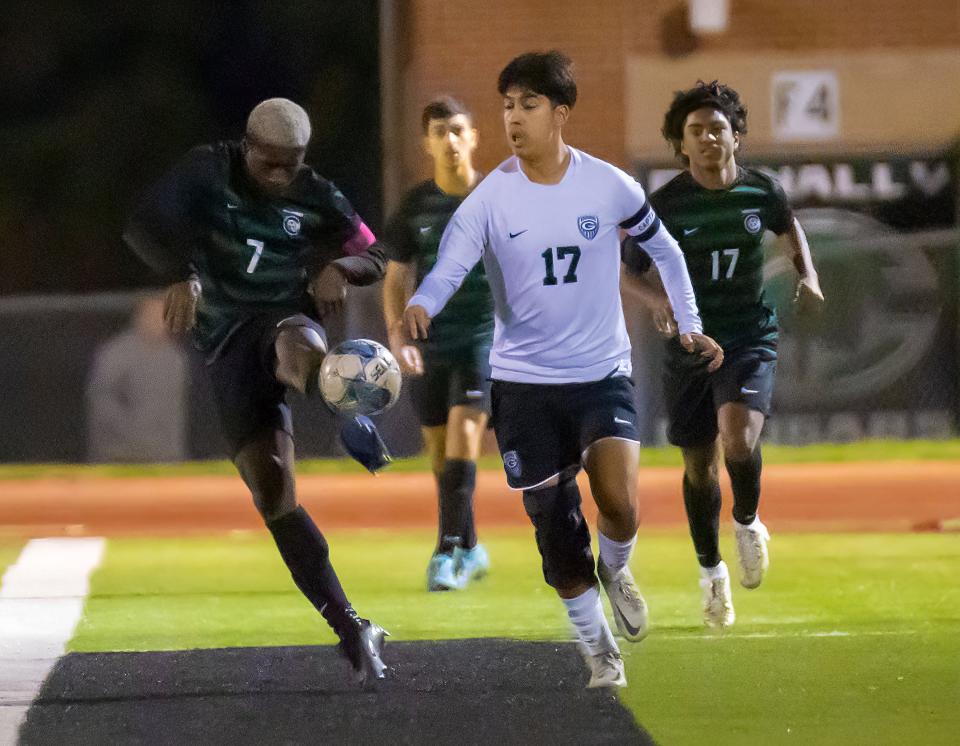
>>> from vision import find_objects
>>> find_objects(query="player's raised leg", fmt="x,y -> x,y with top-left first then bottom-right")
584,437 -> 649,643
718,401 -> 770,589
445,404 -> 490,586
273,316 -> 327,394
681,441 -> 734,627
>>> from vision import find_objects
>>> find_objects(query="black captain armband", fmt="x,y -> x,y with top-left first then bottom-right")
620,235 -> 653,277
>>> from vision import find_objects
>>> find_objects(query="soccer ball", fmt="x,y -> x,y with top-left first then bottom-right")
318,338 -> 402,416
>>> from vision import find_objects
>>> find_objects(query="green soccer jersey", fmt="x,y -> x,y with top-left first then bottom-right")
124,141 -> 385,353
648,167 -> 793,349
384,180 -> 494,356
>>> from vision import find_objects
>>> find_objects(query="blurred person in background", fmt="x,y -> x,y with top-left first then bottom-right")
382,96 -> 493,592
123,97 -> 389,685
85,292 -> 188,463
622,80 -> 824,629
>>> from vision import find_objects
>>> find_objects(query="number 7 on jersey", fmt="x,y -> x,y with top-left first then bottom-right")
246,239 -> 265,273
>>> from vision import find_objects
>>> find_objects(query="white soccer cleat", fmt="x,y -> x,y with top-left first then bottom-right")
700,561 -> 736,628
579,646 -> 627,689
734,518 -> 770,589
598,561 -> 649,642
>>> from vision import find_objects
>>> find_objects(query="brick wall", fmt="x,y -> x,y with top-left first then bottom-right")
384,0 -> 959,198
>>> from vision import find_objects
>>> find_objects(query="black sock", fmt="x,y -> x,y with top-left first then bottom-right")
727,448 -> 762,525
437,459 -> 477,553
683,474 -> 722,568
266,506 -> 352,635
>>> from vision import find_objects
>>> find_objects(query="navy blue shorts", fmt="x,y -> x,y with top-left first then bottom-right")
206,312 -> 324,457
407,345 -> 492,427
663,339 -> 777,448
490,376 -> 640,490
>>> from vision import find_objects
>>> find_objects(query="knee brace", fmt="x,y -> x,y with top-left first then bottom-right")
522,477 -> 596,591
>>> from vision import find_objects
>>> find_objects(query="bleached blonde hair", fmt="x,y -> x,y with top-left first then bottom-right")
246,98 -> 312,149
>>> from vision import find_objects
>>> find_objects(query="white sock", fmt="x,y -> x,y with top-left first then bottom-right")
561,586 -> 619,656
598,532 -> 636,573
700,560 -> 728,581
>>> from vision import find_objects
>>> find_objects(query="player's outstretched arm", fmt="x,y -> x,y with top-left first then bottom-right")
619,265 -> 677,337
784,218 -> 824,306
162,276 -> 201,335
309,264 -> 349,317
679,332 -> 724,372
402,304 -> 431,342
383,261 -> 424,375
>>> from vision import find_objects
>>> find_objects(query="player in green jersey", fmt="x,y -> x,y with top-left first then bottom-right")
382,97 -> 493,591
623,81 -> 823,628
124,98 -> 389,683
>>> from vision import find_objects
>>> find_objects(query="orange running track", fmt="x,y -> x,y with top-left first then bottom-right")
0,462 -> 957,537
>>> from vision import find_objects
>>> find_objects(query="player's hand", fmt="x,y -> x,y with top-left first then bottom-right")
163,277 -> 201,335
679,332 -> 724,373
653,300 -> 678,337
388,322 -> 424,376
403,304 -> 431,341
794,274 -> 825,309
310,264 -> 349,316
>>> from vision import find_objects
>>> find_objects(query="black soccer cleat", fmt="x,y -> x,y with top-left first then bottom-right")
337,610 -> 389,687
339,415 -> 392,473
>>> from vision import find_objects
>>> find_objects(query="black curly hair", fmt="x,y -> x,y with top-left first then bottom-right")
661,80 -> 747,163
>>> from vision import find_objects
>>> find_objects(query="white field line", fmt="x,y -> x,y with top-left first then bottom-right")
0,538 -> 105,745
653,629 -> 919,641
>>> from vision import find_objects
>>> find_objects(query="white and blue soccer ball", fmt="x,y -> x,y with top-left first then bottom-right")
318,338 -> 402,416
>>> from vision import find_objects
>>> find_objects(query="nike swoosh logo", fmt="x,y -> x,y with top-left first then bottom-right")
226,203 -> 239,209
508,229 -> 528,239
615,606 -> 642,638
419,226 -> 432,234
683,227 -> 699,236
614,417 -> 631,425
741,387 -> 758,395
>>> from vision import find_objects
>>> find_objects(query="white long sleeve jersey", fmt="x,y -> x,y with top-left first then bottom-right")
408,148 -> 701,383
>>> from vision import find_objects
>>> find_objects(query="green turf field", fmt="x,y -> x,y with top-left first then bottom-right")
69,529 -> 960,745
2,438 -> 959,480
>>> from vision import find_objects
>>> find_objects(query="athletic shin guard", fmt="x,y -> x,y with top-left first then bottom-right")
682,475 -> 722,568
727,448 -> 763,526
437,459 -> 477,552
267,506 -> 352,633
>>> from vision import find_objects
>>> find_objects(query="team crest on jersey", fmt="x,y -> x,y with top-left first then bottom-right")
282,214 -> 302,236
577,215 -> 599,240
281,209 -> 303,236
502,450 -> 522,479
744,214 -> 763,234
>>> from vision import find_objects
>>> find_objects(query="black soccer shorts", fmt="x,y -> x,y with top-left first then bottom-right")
490,376 -> 640,490
206,312 -> 325,457
663,338 -> 778,448
407,345 -> 492,427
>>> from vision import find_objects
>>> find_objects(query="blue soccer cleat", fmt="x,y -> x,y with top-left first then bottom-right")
339,415 -> 392,473
426,552 -> 461,591
454,543 -> 490,585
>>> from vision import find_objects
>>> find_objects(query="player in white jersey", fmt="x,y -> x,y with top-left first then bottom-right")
403,51 -> 723,688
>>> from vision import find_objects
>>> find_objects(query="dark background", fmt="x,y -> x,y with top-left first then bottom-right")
0,0 -> 382,295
